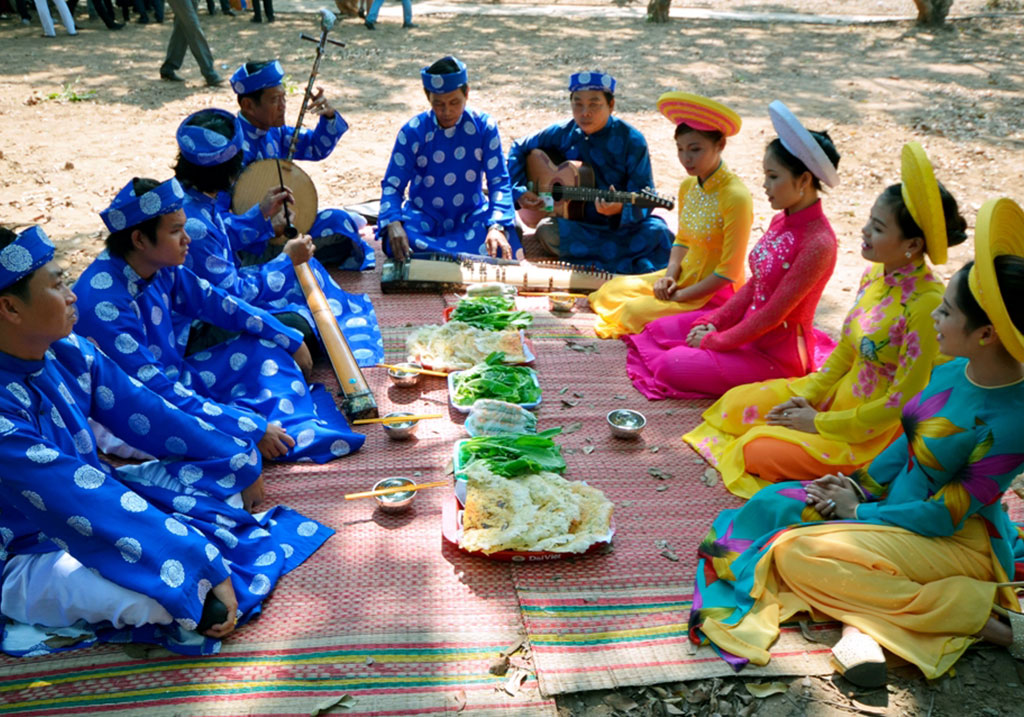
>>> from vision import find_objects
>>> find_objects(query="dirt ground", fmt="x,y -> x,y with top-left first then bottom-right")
2,1 -> 1024,715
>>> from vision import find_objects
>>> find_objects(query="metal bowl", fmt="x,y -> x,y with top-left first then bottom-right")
373,476 -> 417,513
607,409 -> 647,438
387,363 -> 422,387
381,411 -> 419,441
548,292 -> 576,313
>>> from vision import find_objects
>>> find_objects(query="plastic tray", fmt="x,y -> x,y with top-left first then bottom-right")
447,367 -> 541,413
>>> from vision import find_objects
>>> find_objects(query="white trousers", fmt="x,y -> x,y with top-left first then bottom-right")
1,551 -> 173,629
34,0 -> 76,36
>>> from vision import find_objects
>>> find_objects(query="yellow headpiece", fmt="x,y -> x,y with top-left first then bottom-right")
969,197 -> 1024,362
900,142 -> 947,265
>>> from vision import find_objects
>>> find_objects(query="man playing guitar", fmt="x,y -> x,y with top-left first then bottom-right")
507,72 -> 673,274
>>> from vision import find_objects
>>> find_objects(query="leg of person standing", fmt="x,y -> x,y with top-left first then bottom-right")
33,0 -> 56,35
400,0 -> 413,27
363,0 -> 384,28
161,0 -> 223,86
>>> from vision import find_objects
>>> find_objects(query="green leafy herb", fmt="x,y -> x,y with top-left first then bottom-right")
452,352 -> 540,406
459,428 -> 565,477
450,296 -> 533,330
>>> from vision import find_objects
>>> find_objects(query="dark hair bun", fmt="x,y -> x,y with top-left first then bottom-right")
809,130 -> 840,170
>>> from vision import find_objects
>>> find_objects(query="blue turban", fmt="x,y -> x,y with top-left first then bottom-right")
231,60 -> 285,95
176,109 -> 243,167
421,56 -> 468,94
100,178 -> 185,233
568,71 -> 616,94
0,226 -> 55,291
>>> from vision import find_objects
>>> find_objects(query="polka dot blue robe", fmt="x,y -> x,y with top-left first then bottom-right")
235,113 -> 374,271
377,107 -> 520,259
180,186 -> 384,367
73,252 -> 365,463
0,335 -> 332,656
507,116 -> 673,274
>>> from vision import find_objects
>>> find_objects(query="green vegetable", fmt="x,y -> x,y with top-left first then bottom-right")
450,296 -> 533,330
459,428 -> 565,477
452,352 -> 541,406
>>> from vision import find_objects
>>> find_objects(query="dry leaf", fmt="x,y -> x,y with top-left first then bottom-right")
573,391 -> 584,398
656,485 -> 669,492
561,399 -> 580,408
744,682 -> 790,699
563,421 -> 583,435
502,667 -> 527,696
582,445 -> 596,454
701,467 -> 720,487
664,705 -> 686,715
365,656 -> 375,665
650,446 -> 660,453
613,394 -> 627,400
559,386 -> 569,394
310,694 -> 353,715
603,693 -> 640,710
452,689 -> 467,712
660,549 -> 679,561
798,620 -> 827,644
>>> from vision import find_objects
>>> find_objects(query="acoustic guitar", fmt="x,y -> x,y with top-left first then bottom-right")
518,149 -> 675,228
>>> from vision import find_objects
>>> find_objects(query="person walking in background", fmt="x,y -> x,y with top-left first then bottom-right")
33,0 -> 76,35
160,0 -> 224,86
364,0 -> 414,29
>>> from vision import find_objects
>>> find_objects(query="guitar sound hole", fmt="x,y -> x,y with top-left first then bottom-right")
550,183 -> 565,202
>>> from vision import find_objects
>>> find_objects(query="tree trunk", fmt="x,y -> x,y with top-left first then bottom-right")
912,0 -> 954,25
646,0 -> 670,23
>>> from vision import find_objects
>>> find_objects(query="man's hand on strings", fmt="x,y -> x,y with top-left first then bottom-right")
260,185 -> 294,221
518,191 -> 547,212
485,226 -> 513,260
595,184 -> 623,216
386,222 -> 411,262
309,87 -> 337,120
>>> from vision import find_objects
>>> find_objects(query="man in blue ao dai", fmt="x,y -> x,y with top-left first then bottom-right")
0,226 -> 331,657
376,55 -> 519,262
231,59 -> 374,271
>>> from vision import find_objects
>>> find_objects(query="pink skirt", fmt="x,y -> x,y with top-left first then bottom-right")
623,310 -> 834,400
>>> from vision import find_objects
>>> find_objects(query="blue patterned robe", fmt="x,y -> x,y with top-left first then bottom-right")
506,116 -> 672,274
0,335 -> 331,656
377,107 -> 520,258
181,186 -> 383,367
73,252 -> 364,463
235,112 -> 374,271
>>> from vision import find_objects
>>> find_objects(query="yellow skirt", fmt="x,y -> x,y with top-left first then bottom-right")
684,377 -> 900,499
588,270 -> 731,340
701,518 -> 1016,679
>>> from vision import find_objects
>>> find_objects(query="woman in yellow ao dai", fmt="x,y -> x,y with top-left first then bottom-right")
589,93 -> 752,339
685,157 -> 969,499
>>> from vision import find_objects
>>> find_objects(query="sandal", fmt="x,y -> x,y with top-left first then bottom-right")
831,630 -> 887,688
994,580 -> 1024,660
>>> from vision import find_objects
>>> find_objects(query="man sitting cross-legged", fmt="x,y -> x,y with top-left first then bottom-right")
174,108 -> 383,368
231,60 -> 374,270
376,55 -> 519,262
73,178 -> 364,464
507,71 -> 673,274
0,226 -> 331,657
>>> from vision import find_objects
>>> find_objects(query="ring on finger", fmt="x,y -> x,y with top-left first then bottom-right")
826,498 -> 836,509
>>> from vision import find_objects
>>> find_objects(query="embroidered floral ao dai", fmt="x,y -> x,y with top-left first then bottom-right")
589,163 -> 752,338
0,336 -> 330,656
377,108 -> 519,258
73,253 -> 364,463
686,261 -> 944,498
234,113 -> 374,271
691,359 -> 1024,679
624,201 -> 837,399
180,187 -> 384,367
